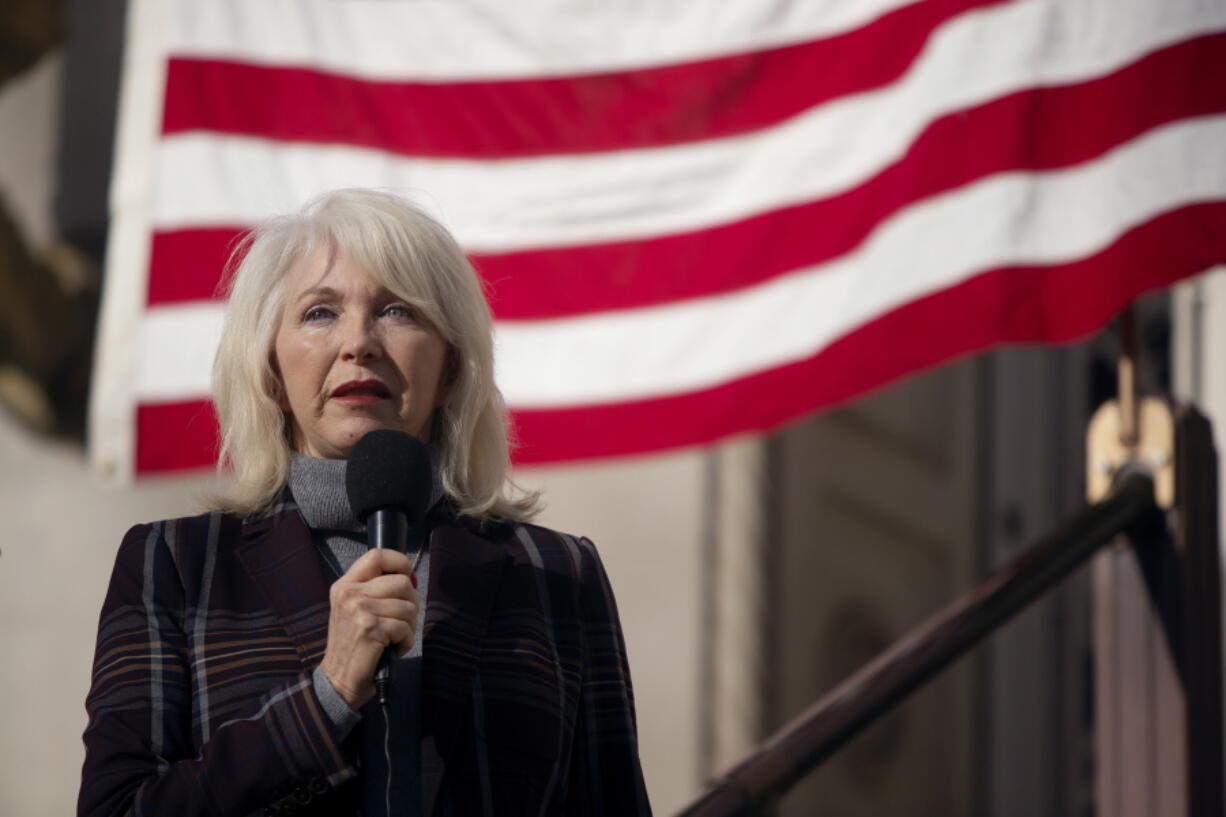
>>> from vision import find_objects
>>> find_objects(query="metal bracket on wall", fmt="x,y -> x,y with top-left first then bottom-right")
1087,303 -> 1173,509
1086,397 -> 1174,509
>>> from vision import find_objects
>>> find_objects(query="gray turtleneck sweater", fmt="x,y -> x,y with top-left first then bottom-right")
288,453 -> 433,816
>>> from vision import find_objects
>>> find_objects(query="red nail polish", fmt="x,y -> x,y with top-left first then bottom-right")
410,571 -> 418,588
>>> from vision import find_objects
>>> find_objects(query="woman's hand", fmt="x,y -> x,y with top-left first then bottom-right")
319,548 -> 419,709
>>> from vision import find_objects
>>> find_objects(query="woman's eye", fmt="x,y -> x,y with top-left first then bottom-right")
303,306 -> 334,322
382,303 -> 416,320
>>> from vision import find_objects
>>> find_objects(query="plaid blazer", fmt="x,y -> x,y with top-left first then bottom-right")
78,495 -> 651,817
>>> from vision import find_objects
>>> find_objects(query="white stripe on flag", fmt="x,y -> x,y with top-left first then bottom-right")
148,0 -> 1225,251
164,0 -> 919,79
135,303 -> 223,404
133,115 -> 1226,406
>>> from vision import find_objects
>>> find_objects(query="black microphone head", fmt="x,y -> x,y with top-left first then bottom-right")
345,430 -> 433,524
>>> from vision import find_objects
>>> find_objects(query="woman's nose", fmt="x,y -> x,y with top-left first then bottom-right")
339,317 -> 382,362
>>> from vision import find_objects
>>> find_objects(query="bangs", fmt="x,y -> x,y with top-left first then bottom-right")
306,197 -> 458,344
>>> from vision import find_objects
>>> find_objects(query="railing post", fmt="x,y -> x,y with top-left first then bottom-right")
1174,406 -> 1223,817
1091,403 -> 1223,817
1089,395 -> 1183,817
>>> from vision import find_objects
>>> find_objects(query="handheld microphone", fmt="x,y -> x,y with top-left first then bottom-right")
345,429 -> 432,706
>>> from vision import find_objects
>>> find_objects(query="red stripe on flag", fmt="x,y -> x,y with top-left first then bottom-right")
135,400 -> 220,473
161,0 -> 1006,157
147,33 -> 1226,314
134,202 -> 1226,473
147,226 -> 250,304
508,201 -> 1226,464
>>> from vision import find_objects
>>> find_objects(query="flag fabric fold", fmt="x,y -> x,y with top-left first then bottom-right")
92,0 -> 1226,477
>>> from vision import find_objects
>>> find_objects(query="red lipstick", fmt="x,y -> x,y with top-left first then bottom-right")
330,379 -> 391,403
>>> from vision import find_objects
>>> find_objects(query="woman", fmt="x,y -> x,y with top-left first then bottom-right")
78,189 -> 651,817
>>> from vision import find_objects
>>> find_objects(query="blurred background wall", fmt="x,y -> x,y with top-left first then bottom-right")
2,3 -> 1224,816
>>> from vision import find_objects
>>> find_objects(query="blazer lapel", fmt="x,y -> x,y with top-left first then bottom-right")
233,498 -> 333,666
421,518 -> 509,815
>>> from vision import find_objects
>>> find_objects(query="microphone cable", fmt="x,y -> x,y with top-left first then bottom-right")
377,532 -> 427,817
381,698 -> 393,817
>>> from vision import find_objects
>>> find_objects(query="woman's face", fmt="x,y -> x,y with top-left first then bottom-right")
273,247 -> 448,459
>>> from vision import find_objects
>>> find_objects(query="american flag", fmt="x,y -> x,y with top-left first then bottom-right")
91,0 -> 1226,477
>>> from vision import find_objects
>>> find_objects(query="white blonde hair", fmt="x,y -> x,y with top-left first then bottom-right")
210,188 -> 539,522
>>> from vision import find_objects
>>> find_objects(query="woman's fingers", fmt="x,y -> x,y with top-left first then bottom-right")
350,597 -> 417,627
331,579 -> 416,623
386,620 -> 415,657
345,547 -> 413,581
329,560 -> 417,608
362,572 -> 417,600
348,607 -> 416,648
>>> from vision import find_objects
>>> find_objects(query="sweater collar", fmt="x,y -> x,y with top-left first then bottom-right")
288,453 -> 358,531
